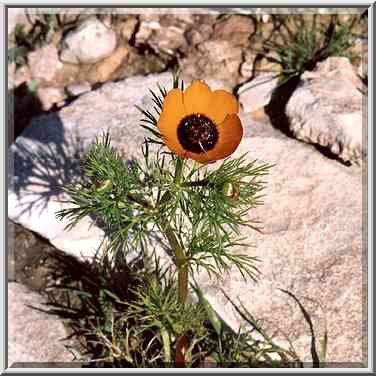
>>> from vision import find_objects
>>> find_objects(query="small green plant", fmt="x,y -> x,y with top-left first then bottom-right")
260,14 -> 361,84
8,12 -> 82,68
54,73 -> 328,367
57,74 -> 270,305
8,24 -> 30,67
55,73 -> 273,366
45,250 -> 308,367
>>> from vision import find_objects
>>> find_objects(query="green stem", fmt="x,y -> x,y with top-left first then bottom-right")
181,179 -> 210,188
174,157 -> 184,184
126,193 -> 154,209
173,158 -> 188,303
162,212 -> 188,304
160,327 -> 171,363
159,157 -> 188,303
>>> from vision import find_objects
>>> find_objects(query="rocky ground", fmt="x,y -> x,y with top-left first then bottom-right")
8,10 -> 366,120
7,8 -> 368,368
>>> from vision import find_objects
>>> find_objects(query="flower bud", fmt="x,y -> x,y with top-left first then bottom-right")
222,181 -> 240,201
96,179 -> 113,193
118,201 -> 126,209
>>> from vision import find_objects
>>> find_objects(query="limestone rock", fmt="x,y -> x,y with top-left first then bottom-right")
135,15 -> 188,56
184,15 -> 215,46
180,40 -> 243,87
28,44 -> 63,84
60,18 -> 117,65
8,282 -> 74,365
13,65 -> 32,88
8,220 -> 58,291
285,57 -> 365,165
196,137 -> 363,363
86,45 -> 129,83
8,73 -> 174,260
36,87 -> 66,111
66,82 -> 91,97
214,15 -> 254,47
120,17 -> 139,41
8,63 -> 16,90
8,73 -> 364,364
239,57 -> 255,79
238,74 -> 279,113
128,12 -> 254,86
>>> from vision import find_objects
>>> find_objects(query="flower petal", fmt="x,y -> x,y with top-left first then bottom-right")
186,114 -> 243,164
183,80 -> 212,116
206,90 -> 239,124
157,88 -> 187,156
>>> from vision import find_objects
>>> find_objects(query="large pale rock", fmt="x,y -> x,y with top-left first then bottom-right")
8,73 -> 172,260
60,18 -> 117,65
197,137 -> 363,364
8,282 -> 73,365
8,73 -> 364,364
285,57 -> 365,165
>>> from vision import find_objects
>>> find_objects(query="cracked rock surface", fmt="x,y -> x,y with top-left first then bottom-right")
285,57 -> 365,165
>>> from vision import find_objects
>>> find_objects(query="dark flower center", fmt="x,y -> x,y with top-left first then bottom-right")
177,114 -> 218,154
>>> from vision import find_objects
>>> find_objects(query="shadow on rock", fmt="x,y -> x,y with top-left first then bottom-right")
8,82 -> 44,145
9,112 -> 86,218
264,75 -> 301,139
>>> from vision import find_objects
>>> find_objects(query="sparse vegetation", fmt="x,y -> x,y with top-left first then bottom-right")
45,250 -> 324,367
258,14 -> 363,84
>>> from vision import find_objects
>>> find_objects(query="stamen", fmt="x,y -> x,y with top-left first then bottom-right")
198,141 -> 210,160
177,114 -> 218,154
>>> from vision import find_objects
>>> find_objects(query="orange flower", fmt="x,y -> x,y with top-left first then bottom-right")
157,80 -> 243,164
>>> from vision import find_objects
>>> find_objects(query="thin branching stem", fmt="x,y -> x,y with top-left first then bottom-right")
181,179 -> 210,188
126,193 -> 154,209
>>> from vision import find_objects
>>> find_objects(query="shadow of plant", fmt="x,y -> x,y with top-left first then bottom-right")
36,249 -> 303,368
8,83 -> 44,145
37,250 -> 186,367
8,106 -> 172,273
9,113 -> 85,218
